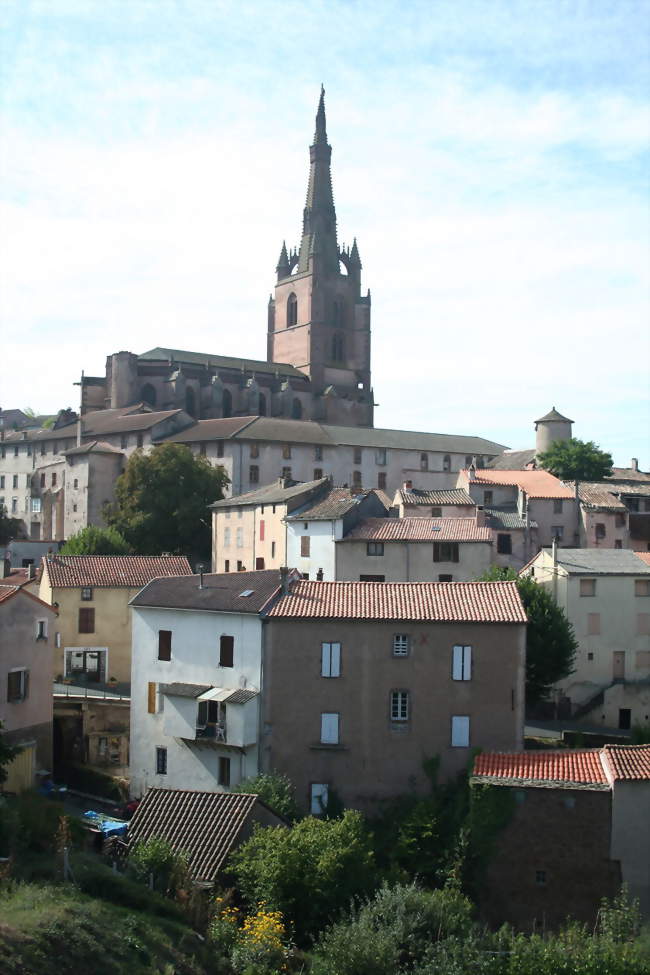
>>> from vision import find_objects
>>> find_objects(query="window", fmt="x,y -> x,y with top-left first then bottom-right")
375,447 -> 386,466
12,475 -> 18,489
452,645 -> 472,680
353,447 -> 362,464
281,467 -> 292,479
443,455 -> 451,472
287,292 -> 297,327
31,498 -> 41,513
352,470 -> 362,488
120,434 -> 128,449
258,519 -> 265,541
147,682 -> 156,714
282,444 -> 292,459
553,499 -> 563,514
615,539 -> 623,549
393,634 -> 410,657
332,332 -> 345,361
580,579 -> 596,597
320,712 -> 340,744
216,441 -> 224,458
301,535 -> 310,557
224,559 -> 230,572
451,715 -> 470,747
314,445 -> 323,461
635,580 -> 650,597
431,506 -> 442,517
420,453 -> 428,471
155,747 -> 167,775
551,525 -> 564,540
0,476 -> 3,489
255,556 -> 265,570
321,642 -> 341,677
11,498 -> 17,513
310,783 -> 329,815
465,456 -> 473,467
367,542 -> 384,556
51,473 -> 57,487
377,472 -> 387,490
13,446 -> 18,457
271,541 -> 276,559
497,533 -> 512,555
136,433 -> 144,449
81,587 -> 93,601
595,523 -> 606,540
391,690 -> 409,722
158,630 -> 172,661
249,465 -> 259,483
433,542 -> 459,563
7,669 -> 29,702
627,498 -> 640,512
314,468 -> 323,480
237,560 -> 244,571
40,473 -> 45,488
40,444 -> 46,456
638,614 -> 650,636
33,617 -> 47,641
535,870 -> 547,886
73,478 -> 79,489
483,490 -> 493,506
360,573 -> 385,582
78,608 -> 95,633
218,757 -> 231,787
438,574 -> 453,582
587,613 -> 601,636
636,651 -> 650,670
236,528 -> 243,548
224,527 -> 231,547
220,635 -> 234,667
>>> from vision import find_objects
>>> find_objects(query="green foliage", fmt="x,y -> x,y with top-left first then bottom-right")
60,524 -> 131,555
0,721 -> 20,787
0,504 -> 24,545
128,835 -> 190,895
311,883 -> 474,975
537,437 -> 613,482
237,771 -> 300,822
104,442 -> 228,561
0,792 -> 84,857
463,784 -> 516,898
228,810 -> 377,944
75,855 -> 185,921
57,761 -> 127,801
478,566 -> 577,706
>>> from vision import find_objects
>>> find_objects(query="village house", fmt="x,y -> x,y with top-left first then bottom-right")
262,578 -> 527,812
392,484 -> 477,519
522,548 -> 650,727
0,585 -> 58,792
471,744 -> 650,924
566,482 -> 631,550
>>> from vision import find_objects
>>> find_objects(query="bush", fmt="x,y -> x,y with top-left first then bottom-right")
75,855 -> 185,921
128,835 -> 190,896
237,771 -> 300,822
0,793 -> 84,856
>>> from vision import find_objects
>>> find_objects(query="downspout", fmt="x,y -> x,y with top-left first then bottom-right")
551,536 -> 558,603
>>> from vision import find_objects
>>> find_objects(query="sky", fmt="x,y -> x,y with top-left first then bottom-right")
1,0 -> 649,467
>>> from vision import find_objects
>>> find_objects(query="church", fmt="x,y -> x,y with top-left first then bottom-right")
81,89 -> 374,429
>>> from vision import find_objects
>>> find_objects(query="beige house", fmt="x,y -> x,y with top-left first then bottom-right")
523,548 -> 650,726
39,555 -> 192,685
0,585 -> 58,791
262,579 -> 527,812
566,482 -> 630,550
335,517 -> 494,582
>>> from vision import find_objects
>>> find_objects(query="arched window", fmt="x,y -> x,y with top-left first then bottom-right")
222,389 -> 232,418
292,397 -> 302,419
287,293 -> 298,327
185,387 -> 196,418
141,383 -> 156,407
443,455 -> 451,472
331,333 -> 345,362
420,453 -> 429,471
259,393 -> 267,416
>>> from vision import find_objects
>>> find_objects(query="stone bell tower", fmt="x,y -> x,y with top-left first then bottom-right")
267,88 -> 374,427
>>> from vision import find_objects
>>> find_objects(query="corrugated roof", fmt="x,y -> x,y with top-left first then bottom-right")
127,789 -> 271,883
466,469 -> 574,500
551,549 -> 650,576
472,750 -> 607,787
267,580 -> 526,623
131,569 -> 282,613
340,517 -> 492,543
139,347 -> 307,379
211,477 -> 329,509
398,488 -> 475,506
44,555 -> 192,588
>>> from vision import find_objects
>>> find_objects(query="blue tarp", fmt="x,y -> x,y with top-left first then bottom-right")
83,810 -> 128,838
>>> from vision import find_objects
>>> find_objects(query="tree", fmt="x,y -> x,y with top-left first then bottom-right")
104,443 -> 228,562
479,566 -> 577,707
237,771 -> 300,822
0,720 -> 20,786
0,503 -> 24,546
537,438 -> 613,481
60,525 -> 132,556
228,810 -> 378,943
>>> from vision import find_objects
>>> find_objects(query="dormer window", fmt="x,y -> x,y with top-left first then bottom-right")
287,293 -> 298,327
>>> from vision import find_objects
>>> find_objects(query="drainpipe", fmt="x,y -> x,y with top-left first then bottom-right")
551,536 -> 558,602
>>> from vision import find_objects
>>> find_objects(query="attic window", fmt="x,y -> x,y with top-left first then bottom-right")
239,589 -> 254,597
431,526 -> 441,532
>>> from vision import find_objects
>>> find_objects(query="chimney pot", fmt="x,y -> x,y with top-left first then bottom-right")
402,480 -> 412,492
631,458 -> 639,472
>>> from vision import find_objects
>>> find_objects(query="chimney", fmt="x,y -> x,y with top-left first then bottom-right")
279,565 -> 290,595
631,458 -> 639,472
196,562 -> 206,589
27,563 -> 36,580
2,557 -> 10,578
475,505 -> 485,527
468,463 -> 476,482
316,567 -> 324,581
402,480 -> 412,492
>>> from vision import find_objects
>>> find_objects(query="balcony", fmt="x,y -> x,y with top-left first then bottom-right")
162,684 -> 258,748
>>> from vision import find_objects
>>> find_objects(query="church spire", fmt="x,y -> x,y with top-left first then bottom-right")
297,87 -> 339,274
313,84 -> 327,144
276,240 -> 290,280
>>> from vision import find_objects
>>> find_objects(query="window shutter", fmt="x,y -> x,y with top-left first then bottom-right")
321,642 -> 330,676
433,543 -> 440,562
23,670 -> 30,700
220,635 -> 234,667
301,535 -> 310,557
260,519 -> 265,541
452,645 -> 463,681
147,682 -> 156,714
78,608 -> 95,634
320,713 -> 339,744
330,642 -> 341,677
451,715 -> 470,747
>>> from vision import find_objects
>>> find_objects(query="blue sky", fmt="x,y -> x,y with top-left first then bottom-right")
1,0 -> 648,466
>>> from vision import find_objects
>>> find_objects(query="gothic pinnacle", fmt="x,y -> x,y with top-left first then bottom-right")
313,84 -> 327,145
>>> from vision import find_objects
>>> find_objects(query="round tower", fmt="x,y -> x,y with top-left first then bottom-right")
107,351 -> 139,409
535,407 -> 573,454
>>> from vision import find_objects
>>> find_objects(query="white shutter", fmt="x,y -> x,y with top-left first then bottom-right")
451,715 -> 470,747
320,712 -> 339,744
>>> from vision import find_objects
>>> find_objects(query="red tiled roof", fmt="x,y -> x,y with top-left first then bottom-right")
0,567 -> 41,586
464,469 -> 574,500
0,585 -> 58,612
566,482 -> 627,511
341,518 -> 492,543
635,552 -> 650,566
268,580 -> 526,623
602,744 -> 650,781
473,750 -> 607,786
43,555 -> 192,588
0,585 -> 18,604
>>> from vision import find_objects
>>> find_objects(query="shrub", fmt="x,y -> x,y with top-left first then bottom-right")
128,836 -> 190,896
236,771 -> 300,822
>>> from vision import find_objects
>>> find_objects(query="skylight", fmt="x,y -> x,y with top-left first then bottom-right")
239,589 -> 255,597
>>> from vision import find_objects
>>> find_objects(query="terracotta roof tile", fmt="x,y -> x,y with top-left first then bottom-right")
43,555 -> 192,588
473,750 -> 608,786
635,552 -> 650,566
602,744 -> 650,781
465,469 -> 574,499
268,580 -> 526,623
398,488 -> 476,506
566,482 -> 627,511
341,518 -> 492,543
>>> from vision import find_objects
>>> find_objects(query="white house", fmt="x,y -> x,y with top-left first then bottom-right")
129,570 -> 284,797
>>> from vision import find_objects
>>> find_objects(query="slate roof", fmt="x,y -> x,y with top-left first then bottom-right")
398,488 -> 475,506
488,449 -> 536,471
286,487 -> 385,521
211,477 -> 329,509
167,417 -> 257,443
551,549 -> 650,576
139,346 -> 307,379
82,408 -> 187,436
130,569 -> 282,613
127,789 -> 280,883
484,507 -> 537,530
472,750 -> 607,789
566,482 -> 627,511
267,580 -> 526,623
340,518 -> 492,543
535,407 -> 573,424
607,467 -> 650,483
466,469 -> 574,500
43,555 -> 192,588
62,440 -> 124,456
